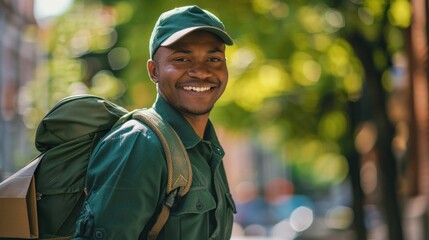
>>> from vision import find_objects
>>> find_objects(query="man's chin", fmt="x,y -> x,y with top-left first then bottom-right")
182,106 -> 213,117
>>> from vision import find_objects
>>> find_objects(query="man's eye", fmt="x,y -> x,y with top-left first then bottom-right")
175,58 -> 189,62
208,58 -> 222,62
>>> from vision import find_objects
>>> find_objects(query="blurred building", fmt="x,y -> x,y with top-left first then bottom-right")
0,0 -> 38,179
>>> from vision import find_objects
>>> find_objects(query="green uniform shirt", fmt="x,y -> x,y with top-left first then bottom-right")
74,95 -> 236,239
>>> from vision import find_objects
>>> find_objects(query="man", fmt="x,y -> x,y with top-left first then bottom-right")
74,5 -> 236,239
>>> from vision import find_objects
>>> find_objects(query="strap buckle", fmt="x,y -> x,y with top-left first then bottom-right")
165,188 -> 179,209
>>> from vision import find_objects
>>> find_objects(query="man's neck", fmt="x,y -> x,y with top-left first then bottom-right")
183,114 -> 209,139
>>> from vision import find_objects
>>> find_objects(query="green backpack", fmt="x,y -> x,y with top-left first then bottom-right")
0,95 -> 192,239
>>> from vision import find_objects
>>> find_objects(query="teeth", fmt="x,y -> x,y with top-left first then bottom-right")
183,86 -> 211,92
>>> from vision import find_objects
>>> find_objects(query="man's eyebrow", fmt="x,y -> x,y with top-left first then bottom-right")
208,47 -> 225,54
171,49 -> 191,54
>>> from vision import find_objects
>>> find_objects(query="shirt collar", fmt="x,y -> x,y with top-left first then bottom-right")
152,95 -> 223,153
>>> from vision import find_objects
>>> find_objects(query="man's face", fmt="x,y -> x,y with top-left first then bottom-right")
148,30 -> 228,118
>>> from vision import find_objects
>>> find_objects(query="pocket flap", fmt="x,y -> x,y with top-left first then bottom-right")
172,188 -> 216,215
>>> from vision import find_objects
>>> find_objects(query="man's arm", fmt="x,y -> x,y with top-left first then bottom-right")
74,120 -> 167,239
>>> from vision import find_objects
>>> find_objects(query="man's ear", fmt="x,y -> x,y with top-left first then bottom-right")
147,60 -> 158,83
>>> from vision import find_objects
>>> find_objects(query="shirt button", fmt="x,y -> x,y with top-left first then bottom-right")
196,200 -> 203,210
95,229 -> 105,239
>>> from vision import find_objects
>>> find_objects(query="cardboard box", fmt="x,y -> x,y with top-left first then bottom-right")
0,155 -> 42,239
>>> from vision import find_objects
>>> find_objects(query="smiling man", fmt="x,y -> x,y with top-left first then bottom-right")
148,30 -> 229,138
74,5 -> 236,240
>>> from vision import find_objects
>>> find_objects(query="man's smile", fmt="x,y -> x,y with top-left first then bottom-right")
182,86 -> 212,92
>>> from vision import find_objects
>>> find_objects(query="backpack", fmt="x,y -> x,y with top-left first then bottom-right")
0,94 -> 192,239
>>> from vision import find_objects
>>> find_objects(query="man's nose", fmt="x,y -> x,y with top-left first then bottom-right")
187,62 -> 212,79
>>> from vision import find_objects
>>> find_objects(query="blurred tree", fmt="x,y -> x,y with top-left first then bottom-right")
335,1 -> 411,239
406,0 -> 429,238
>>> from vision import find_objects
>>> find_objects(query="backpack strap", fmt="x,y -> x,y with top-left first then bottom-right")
132,108 -> 192,240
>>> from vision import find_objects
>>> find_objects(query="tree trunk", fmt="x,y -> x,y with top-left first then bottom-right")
347,30 -> 404,240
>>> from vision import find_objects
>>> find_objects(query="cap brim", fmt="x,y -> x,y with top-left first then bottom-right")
161,26 -> 233,47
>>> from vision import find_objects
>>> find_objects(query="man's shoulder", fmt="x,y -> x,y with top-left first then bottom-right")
89,118 -> 167,171
112,118 -> 155,136
100,118 -> 163,149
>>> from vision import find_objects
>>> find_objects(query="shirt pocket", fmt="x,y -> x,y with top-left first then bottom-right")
161,188 -> 216,239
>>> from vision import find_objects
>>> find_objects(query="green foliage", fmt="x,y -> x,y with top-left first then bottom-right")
29,0 -> 409,189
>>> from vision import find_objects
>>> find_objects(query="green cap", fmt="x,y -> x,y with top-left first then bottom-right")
149,5 -> 233,59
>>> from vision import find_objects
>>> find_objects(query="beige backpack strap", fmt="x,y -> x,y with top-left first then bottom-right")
147,188 -> 178,240
132,109 -> 192,240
